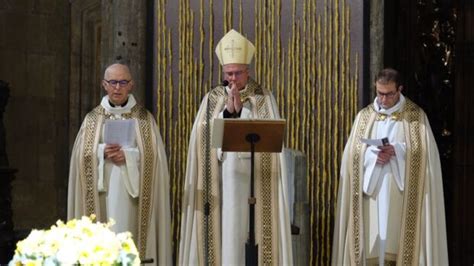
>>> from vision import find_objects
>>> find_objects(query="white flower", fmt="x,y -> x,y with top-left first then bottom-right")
9,215 -> 140,266
56,238 -> 79,264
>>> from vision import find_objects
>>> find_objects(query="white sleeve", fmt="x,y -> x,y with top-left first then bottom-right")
391,142 -> 406,191
97,144 -> 106,192
120,147 -> 140,198
363,146 -> 382,195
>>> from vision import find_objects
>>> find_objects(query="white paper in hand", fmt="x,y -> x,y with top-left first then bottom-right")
104,119 -> 136,147
211,118 -> 225,148
361,137 -> 389,146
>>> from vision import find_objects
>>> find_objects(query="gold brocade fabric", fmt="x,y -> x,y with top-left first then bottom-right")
375,111 -> 402,121
80,105 -> 156,260
348,99 -> 426,265
223,83 -> 255,104
198,78 -> 277,265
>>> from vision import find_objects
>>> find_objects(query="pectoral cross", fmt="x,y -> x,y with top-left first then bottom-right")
224,39 -> 242,58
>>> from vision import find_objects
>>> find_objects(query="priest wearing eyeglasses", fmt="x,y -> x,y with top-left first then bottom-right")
67,63 -> 172,265
178,29 -> 293,265
332,68 -> 448,265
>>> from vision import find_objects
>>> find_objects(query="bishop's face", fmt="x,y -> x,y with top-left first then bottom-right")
375,81 -> 402,109
223,64 -> 249,91
102,65 -> 134,106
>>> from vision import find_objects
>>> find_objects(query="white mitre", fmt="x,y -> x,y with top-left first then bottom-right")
215,29 -> 255,65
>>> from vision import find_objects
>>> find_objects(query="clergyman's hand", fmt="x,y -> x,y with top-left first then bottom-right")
104,144 -> 126,165
376,144 -> 395,165
226,89 -> 235,113
230,83 -> 242,113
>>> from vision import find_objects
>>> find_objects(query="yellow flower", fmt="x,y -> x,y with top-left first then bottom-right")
9,216 -> 140,265
24,261 -> 41,266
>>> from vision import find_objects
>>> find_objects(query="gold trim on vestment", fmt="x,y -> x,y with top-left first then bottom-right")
375,111 -> 402,121
82,108 -> 101,218
199,86 -> 224,265
349,106 -> 372,265
367,255 -> 397,266
252,82 -> 275,265
197,78 -> 277,265
133,108 -> 155,259
81,105 -> 156,261
348,99 -> 426,265
398,100 -> 426,265
224,84 -> 256,104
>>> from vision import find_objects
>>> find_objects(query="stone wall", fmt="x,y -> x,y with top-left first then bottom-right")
0,0 -> 70,230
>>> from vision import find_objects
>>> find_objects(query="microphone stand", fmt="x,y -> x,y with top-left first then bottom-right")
245,133 -> 260,266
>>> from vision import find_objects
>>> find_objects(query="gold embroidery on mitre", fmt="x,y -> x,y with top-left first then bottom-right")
215,29 -> 255,65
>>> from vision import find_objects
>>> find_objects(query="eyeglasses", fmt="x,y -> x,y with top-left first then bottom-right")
376,90 -> 398,98
104,79 -> 131,87
224,70 -> 246,77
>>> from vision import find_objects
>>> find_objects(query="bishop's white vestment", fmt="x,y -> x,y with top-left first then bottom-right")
179,79 -> 293,265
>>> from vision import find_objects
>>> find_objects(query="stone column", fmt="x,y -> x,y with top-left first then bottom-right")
101,0 -> 147,106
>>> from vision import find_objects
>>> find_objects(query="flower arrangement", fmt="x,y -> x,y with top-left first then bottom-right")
9,215 -> 140,266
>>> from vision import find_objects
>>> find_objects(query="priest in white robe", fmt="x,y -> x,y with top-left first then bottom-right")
67,63 -> 172,265
332,68 -> 448,265
179,29 -> 293,265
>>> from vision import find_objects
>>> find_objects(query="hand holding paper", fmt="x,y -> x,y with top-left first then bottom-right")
361,137 -> 395,165
104,144 -> 126,165
104,119 -> 136,147
361,137 -> 389,147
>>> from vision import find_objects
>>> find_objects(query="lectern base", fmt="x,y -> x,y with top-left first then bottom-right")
245,242 -> 258,266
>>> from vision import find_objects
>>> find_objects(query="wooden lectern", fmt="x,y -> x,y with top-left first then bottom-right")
212,118 -> 286,266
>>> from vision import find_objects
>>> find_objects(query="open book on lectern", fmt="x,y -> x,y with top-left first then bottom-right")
211,118 -> 286,153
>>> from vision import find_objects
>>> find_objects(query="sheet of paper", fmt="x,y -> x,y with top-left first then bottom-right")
104,119 -> 136,147
361,137 -> 389,146
211,118 -> 224,148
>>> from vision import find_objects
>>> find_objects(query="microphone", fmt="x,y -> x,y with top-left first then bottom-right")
211,80 -> 229,89
208,80 -> 229,96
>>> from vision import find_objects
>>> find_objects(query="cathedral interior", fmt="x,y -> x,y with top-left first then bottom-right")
0,0 -> 472,264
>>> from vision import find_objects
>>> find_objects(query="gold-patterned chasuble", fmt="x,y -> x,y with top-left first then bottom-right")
348,99 -> 427,265
197,78 -> 278,265
375,111 -> 402,121
80,105 -> 156,259
231,85 -> 254,104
